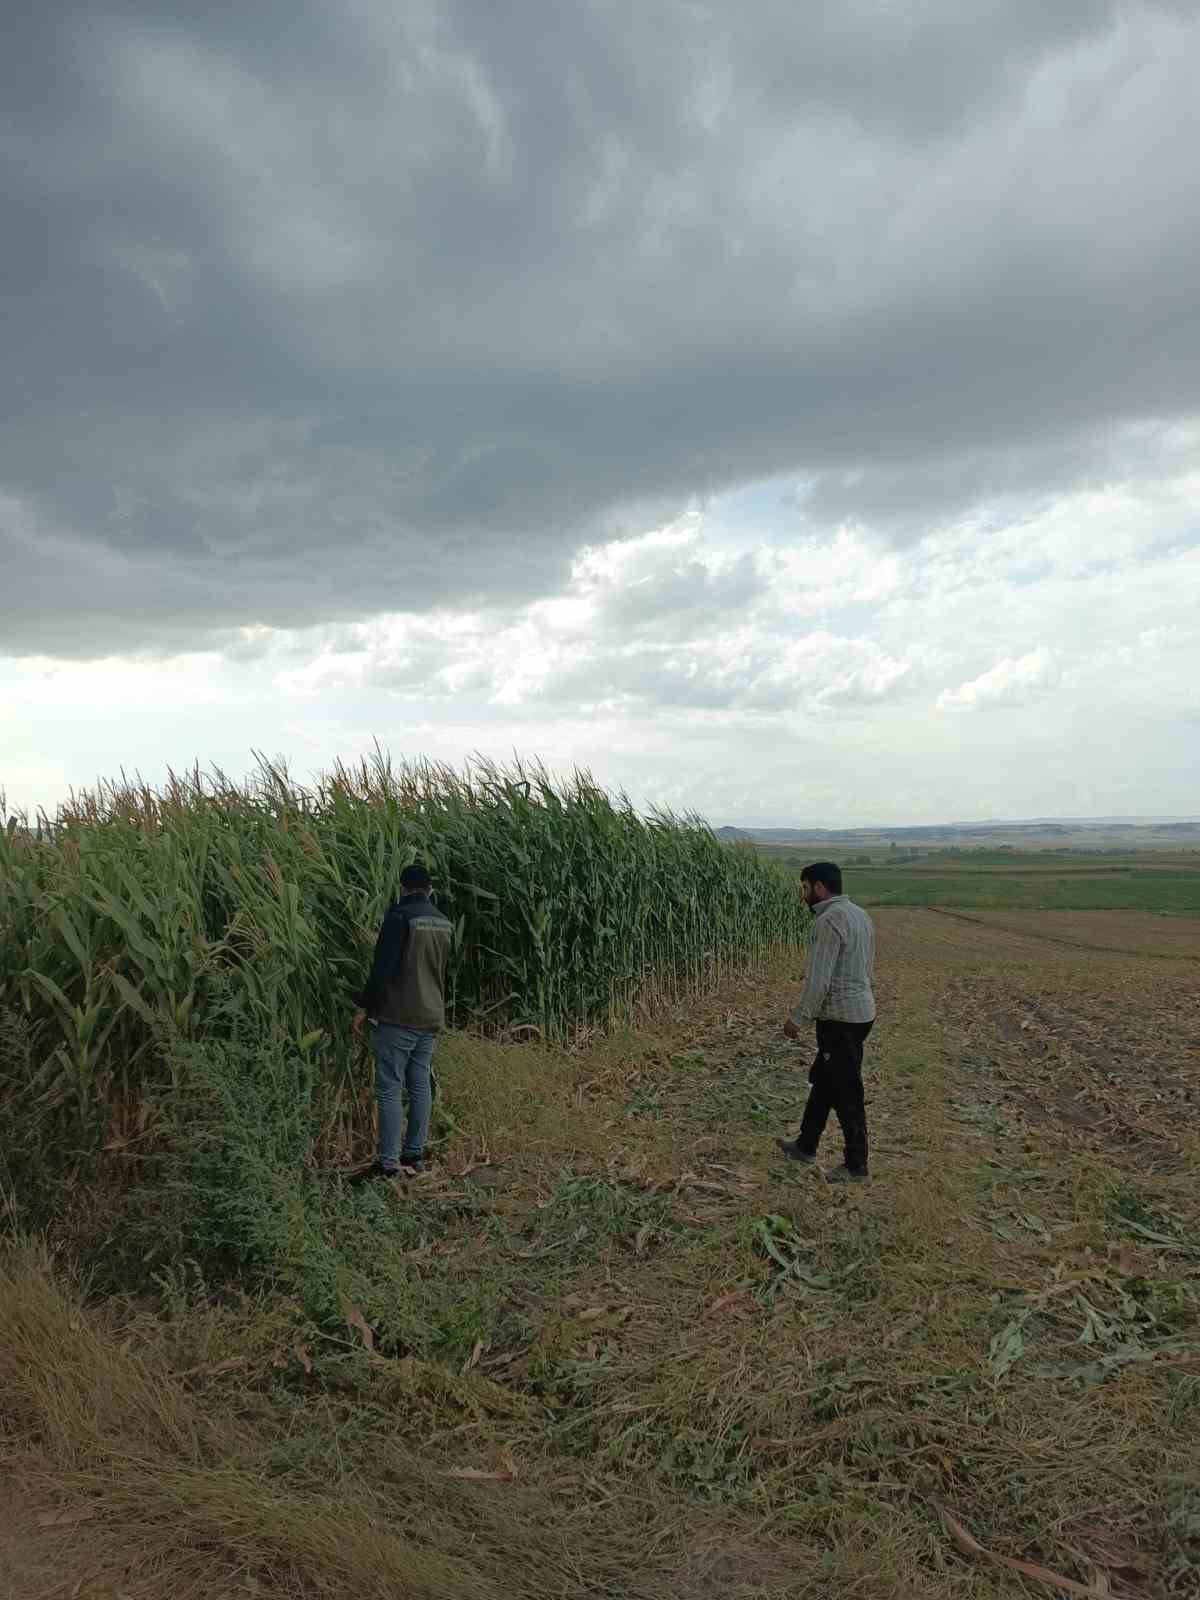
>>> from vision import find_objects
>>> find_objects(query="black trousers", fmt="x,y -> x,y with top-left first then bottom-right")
796,1019 -> 874,1173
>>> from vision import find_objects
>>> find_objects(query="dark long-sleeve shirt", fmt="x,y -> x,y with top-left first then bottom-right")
357,893 -> 453,1030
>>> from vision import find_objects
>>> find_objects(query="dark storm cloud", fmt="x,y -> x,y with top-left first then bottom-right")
2,1 -> 1198,656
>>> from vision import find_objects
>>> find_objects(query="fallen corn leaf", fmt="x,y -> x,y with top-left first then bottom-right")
441,1449 -> 518,1483
935,1503 -> 1108,1597
340,1297 -> 375,1353
37,1507 -> 96,1528
1113,1244 -> 1139,1276
704,1291 -> 754,1318
177,1355 -> 247,1379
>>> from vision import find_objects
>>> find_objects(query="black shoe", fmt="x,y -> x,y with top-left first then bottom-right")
826,1166 -> 869,1185
775,1138 -> 817,1166
347,1161 -> 400,1186
399,1153 -> 425,1172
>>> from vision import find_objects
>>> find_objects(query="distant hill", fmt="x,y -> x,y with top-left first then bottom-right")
713,818 -> 1200,852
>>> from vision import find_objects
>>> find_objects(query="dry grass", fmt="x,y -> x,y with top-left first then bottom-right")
3,911 -> 1199,1598
918,908 -> 1200,962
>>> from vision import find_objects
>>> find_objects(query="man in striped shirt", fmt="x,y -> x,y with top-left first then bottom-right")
776,861 -> 877,1183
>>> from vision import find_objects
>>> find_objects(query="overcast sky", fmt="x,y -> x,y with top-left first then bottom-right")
3,1 -> 1198,824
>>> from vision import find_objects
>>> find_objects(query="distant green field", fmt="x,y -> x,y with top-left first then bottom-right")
846,868 -> 1200,914
757,847 -> 1200,914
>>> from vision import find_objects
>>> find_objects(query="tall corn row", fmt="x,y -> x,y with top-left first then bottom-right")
1,756 -> 806,1140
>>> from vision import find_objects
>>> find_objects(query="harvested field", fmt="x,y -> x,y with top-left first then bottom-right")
2,908 -> 1199,1598
924,908 -> 1200,962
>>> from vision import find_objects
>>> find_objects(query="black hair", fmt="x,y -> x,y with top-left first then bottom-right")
399,862 -> 433,892
800,860 -> 842,895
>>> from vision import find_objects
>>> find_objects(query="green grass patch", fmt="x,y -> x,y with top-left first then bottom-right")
848,866 -> 1200,912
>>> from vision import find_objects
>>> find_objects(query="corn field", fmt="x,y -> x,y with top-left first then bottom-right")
0,754 -> 806,1144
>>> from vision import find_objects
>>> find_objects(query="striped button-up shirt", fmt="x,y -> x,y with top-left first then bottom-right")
789,895 -> 876,1025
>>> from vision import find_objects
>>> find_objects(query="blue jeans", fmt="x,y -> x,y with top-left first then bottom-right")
373,1024 -> 436,1169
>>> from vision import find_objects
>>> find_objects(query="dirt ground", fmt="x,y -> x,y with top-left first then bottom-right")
3,908 -> 1199,1599
0,1486 -> 91,1600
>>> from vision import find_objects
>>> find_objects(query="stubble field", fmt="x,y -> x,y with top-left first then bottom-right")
3,901 -> 1199,1598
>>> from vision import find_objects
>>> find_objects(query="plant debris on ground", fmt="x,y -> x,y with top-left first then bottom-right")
2,907 -> 1199,1598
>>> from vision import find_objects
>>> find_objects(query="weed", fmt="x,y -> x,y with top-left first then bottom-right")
525,1174 -> 679,1263
1106,1180 -> 1174,1233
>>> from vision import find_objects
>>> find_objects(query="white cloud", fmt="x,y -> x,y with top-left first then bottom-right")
818,655 -> 913,708
5,478 -> 1197,824
937,647 -> 1059,711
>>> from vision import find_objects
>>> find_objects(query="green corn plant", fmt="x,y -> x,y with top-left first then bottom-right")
1,754 -> 808,1159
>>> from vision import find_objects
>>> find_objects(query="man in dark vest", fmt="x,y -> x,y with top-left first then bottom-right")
351,863 -> 453,1179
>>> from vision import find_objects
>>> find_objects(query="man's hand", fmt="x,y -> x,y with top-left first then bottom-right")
783,1017 -> 802,1041
352,1008 -> 367,1039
